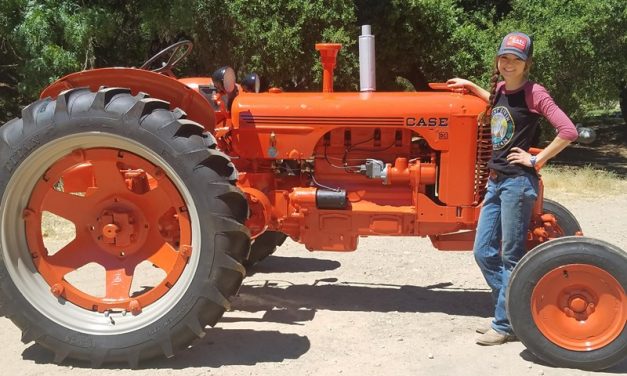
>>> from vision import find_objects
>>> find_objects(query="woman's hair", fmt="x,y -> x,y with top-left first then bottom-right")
482,57 -> 500,126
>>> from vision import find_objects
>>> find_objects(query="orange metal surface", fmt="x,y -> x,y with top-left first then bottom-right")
231,91 -> 483,156
242,186 -> 273,239
40,68 -> 216,132
531,264 -> 626,351
25,147 -> 191,313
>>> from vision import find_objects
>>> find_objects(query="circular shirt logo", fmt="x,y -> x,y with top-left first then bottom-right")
491,106 -> 515,150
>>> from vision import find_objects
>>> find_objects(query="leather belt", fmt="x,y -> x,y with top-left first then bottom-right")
489,169 -> 506,182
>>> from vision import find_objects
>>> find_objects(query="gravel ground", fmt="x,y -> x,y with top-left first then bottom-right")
0,191 -> 625,376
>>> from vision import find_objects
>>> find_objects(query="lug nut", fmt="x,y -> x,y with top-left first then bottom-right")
128,300 -> 142,315
22,208 -> 36,220
563,307 -> 575,318
181,245 -> 192,259
50,283 -> 64,297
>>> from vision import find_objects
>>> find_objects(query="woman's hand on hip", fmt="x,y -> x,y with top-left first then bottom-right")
507,147 -> 534,167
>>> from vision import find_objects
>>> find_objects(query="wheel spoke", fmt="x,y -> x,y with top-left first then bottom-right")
105,264 -> 135,301
42,190 -> 89,223
136,186 -> 176,218
91,159 -> 126,193
45,236 -> 97,277
147,241 -> 180,272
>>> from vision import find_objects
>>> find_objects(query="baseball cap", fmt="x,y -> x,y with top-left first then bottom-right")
497,32 -> 533,60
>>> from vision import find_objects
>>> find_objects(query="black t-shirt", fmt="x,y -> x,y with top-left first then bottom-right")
488,86 -> 540,176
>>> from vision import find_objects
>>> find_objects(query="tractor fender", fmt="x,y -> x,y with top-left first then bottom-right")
40,68 -> 216,132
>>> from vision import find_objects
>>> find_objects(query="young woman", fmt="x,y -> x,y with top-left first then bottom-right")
447,32 -> 578,345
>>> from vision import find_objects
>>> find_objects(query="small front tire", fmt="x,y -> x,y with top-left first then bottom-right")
508,236 -> 627,371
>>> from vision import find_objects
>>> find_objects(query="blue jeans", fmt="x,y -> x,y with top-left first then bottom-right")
474,172 -> 538,334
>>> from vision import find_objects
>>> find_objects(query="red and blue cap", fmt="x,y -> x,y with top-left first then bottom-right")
497,32 -> 533,61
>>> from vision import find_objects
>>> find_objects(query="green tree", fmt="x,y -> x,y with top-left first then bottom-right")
496,0 -> 627,118
205,0 -> 358,90
1,0 -> 625,123
354,0 -> 494,90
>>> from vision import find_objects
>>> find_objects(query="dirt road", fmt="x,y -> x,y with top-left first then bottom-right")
1,191 -> 625,375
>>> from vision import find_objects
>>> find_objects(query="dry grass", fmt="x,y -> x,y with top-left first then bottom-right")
540,165 -> 627,196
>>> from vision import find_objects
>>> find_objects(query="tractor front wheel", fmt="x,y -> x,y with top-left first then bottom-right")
0,88 -> 250,366
541,198 -> 581,236
508,236 -> 627,371
244,231 -> 288,267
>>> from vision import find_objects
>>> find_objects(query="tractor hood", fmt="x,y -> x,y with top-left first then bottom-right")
229,90 -> 486,159
232,91 -> 485,128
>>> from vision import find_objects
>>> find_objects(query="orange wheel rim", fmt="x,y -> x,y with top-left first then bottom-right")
531,264 -> 626,351
25,148 -> 192,314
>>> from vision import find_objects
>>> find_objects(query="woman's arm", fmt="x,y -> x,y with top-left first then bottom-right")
508,84 -> 578,167
446,78 -> 490,103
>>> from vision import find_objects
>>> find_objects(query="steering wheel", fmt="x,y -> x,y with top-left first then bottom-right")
140,40 -> 193,76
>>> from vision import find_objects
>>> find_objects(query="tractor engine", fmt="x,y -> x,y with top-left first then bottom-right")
229,78 -> 487,251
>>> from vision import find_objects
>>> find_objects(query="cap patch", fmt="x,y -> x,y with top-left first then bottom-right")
505,36 -> 527,51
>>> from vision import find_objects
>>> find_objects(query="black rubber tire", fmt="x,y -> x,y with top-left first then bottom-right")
508,236 -> 627,371
0,88 -> 250,367
244,231 -> 288,267
542,198 -> 582,236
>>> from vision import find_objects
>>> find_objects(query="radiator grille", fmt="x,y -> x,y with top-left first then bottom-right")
474,115 -> 492,204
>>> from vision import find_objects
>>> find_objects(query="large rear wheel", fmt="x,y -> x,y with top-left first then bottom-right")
0,88 -> 250,366
508,236 -> 627,371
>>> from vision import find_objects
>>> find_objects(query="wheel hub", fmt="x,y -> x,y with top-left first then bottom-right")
562,289 -> 596,320
89,198 -> 149,258
568,296 -> 587,313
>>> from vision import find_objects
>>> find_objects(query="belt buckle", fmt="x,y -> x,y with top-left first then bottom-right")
489,170 -> 500,182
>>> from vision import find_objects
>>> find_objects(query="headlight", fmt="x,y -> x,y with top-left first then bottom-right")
242,73 -> 260,93
212,66 -> 236,94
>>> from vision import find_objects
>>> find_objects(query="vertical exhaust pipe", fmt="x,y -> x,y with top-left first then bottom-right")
359,25 -> 376,92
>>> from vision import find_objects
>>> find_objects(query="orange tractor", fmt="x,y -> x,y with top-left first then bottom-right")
0,28 -> 625,370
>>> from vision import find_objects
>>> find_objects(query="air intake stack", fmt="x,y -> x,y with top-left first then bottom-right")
315,43 -> 342,93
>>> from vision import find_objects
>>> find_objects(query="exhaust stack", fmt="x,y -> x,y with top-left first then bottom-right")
359,25 -> 376,92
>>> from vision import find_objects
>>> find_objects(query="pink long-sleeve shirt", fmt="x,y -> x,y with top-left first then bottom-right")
497,81 -> 578,141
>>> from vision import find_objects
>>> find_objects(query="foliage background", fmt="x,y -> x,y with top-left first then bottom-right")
1,0 -> 625,123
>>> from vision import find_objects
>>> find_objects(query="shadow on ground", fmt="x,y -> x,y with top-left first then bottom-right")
22,327 -> 310,369
231,279 -> 492,325
20,255 -> 490,369
520,349 -> 627,374
550,122 -> 627,175
235,253 -> 492,324
551,144 -> 627,175
246,255 -> 341,276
